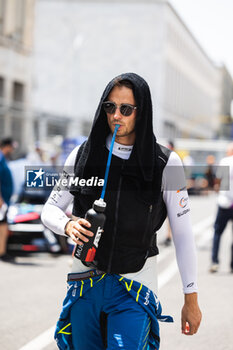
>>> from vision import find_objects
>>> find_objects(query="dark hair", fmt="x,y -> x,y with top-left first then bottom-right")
0,137 -> 14,148
113,78 -> 134,91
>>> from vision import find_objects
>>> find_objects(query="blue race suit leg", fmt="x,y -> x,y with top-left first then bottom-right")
70,274 -> 151,350
55,272 -> 173,350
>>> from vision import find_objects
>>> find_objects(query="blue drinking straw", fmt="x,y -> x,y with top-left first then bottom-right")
100,124 -> 120,200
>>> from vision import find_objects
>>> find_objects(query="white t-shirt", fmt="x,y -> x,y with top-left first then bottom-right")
41,137 -> 198,295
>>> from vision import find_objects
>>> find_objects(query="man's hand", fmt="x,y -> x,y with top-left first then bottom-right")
181,292 -> 202,335
65,218 -> 94,245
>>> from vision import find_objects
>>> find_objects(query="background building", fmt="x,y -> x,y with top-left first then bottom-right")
0,0 -> 35,155
217,65 -> 233,139
32,0 -> 233,144
0,0 -> 232,152
162,5 -> 220,139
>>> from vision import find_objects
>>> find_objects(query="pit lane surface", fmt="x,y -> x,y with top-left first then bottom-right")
1,193 -> 232,350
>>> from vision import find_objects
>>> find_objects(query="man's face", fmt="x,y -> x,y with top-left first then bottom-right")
1,145 -> 14,158
106,86 -> 137,145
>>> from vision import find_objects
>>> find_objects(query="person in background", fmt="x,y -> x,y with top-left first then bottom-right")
210,143 -> 233,273
0,137 -> 15,262
204,154 -> 216,192
26,141 -> 47,166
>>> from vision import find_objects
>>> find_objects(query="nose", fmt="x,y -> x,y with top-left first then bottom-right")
113,106 -> 122,120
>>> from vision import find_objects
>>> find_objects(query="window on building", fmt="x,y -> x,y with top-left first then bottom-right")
47,121 -> 67,137
3,0 -> 25,42
0,0 -> 5,34
11,116 -> 22,144
14,0 -> 24,41
12,81 -> 24,102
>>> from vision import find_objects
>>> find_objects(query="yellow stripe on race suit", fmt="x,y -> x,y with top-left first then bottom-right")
96,273 -> 106,283
143,322 -> 151,343
136,284 -> 143,302
80,280 -> 84,297
145,319 -> 151,332
119,277 -> 142,301
124,279 -> 133,292
58,323 -> 72,335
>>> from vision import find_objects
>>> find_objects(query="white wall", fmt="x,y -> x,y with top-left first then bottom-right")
33,0 -> 221,139
161,4 -> 220,138
33,0 -> 166,136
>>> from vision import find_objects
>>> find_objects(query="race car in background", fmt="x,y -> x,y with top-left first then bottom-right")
7,199 -> 73,255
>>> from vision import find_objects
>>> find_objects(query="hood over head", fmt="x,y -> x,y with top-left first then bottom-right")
73,72 -> 157,183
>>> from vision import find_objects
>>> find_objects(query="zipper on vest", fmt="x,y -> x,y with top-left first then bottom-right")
142,204 -> 153,244
107,162 -> 124,273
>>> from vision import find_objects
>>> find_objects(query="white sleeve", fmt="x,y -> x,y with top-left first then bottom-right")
162,151 -> 198,294
41,146 -> 80,236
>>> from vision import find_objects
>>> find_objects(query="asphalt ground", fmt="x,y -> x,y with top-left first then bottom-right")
0,193 -> 233,350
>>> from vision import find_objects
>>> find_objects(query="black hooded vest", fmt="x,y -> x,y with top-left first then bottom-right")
70,72 -> 171,274
71,141 -> 171,274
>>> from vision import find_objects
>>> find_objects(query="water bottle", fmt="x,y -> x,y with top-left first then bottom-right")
73,124 -> 119,264
73,199 -> 106,263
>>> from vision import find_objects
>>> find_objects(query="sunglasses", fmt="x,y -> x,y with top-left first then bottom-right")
102,101 -> 137,117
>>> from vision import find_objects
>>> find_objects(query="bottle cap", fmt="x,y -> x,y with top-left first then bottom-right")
93,198 -> 106,212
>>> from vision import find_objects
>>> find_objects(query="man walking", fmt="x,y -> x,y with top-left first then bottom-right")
0,137 -> 15,262
42,73 -> 201,349
210,142 -> 233,273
